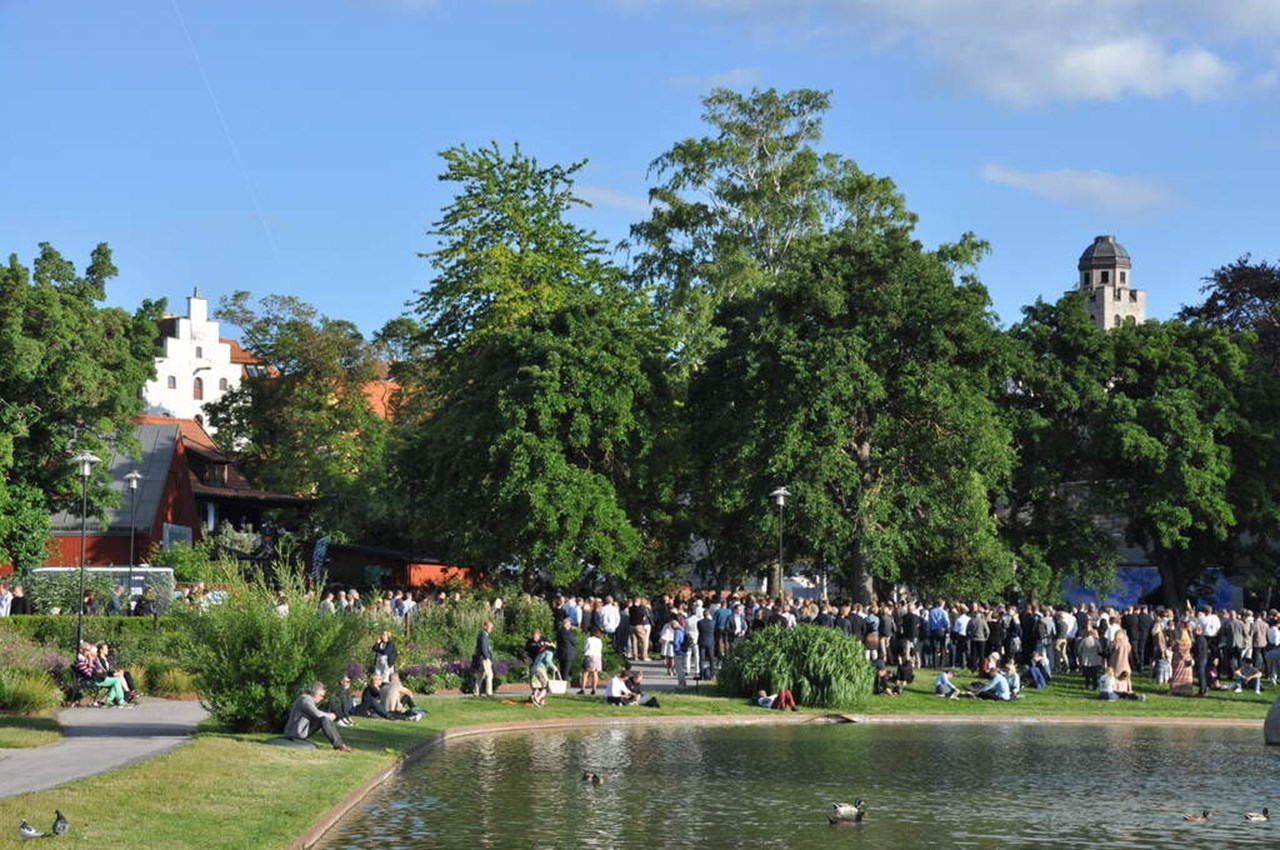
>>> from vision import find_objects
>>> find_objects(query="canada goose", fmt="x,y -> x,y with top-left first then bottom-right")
1245,808 -> 1270,822
590,774 -> 604,785
1183,810 -> 1210,823
830,800 -> 864,824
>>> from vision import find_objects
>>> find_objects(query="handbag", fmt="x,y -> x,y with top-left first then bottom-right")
548,679 -> 568,695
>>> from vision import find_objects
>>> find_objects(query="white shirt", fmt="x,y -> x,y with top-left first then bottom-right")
1202,613 -> 1221,637
604,676 -> 632,699
584,635 -> 603,659
601,604 -> 621,633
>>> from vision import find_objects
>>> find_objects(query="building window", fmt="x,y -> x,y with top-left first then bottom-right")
1100,270 -> 1110,284
1130,290 -> 1138,302
1082,271 -> 1090,286
193,376 -> 204,400
1125,315 -> 1136,325
1114,288 -> 1122,301
167,375 -> 177,389
1120,271 -> 1127,283
195,346 -> 203,359
219,377 -> 229,391
1113,315 -> 1122,328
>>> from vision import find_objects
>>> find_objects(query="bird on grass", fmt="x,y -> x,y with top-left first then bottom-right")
53,810 -> 68,836
830,800 -> 864,824
19,820 -> 46,839
1245,808 -> 1270,822
1183,810 -> 1210,823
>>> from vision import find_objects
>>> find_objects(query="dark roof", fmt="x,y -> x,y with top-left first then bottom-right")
1078,235 -> 1131,270
50,423 -> 178,533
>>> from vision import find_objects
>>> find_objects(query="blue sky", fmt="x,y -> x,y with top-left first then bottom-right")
3,0 -> 1278,335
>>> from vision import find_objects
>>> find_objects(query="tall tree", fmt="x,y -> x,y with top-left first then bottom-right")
630,87 -> 915,371
688,225 -> 1014,602
205,293 -> 393,541
1179,255 -> 1280,373
0,243 -> 160,565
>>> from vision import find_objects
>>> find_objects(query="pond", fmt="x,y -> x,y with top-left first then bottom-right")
319,720 -> 1276,849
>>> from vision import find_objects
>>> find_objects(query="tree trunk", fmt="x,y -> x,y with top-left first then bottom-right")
851,546 -> 874,606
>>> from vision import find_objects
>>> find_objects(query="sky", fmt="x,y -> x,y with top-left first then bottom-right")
3,0 -> 1279,336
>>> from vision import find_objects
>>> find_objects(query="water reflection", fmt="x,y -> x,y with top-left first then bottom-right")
320,723 -> 1277,850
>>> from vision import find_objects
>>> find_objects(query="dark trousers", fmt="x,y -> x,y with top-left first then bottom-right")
952,636 -> 970,670
1196,661 -> 1209,695
969,639 -> 986,670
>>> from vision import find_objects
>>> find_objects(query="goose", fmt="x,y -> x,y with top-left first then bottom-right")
590,774 -> 605,786
829,800 -> 864,824
1183,810 -> 1210,823
581,770 -> 592,781
1245,808 -> 1270,822
19,820 -> 46,839
52,810 -> 69,836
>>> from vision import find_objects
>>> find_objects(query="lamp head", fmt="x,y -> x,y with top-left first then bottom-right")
70,451 -> 100,479
769,486 -> 791,507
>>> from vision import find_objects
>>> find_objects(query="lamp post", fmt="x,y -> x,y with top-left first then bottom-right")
769,486 -> 791,598
71,451 -> 100,654
124,470 -> 142,613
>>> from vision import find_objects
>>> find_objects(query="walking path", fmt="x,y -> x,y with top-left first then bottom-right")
0,698 -> 208,799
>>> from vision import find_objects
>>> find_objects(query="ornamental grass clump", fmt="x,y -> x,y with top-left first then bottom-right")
718,624 -> 873,709
180,559 -> 368,732
0,667 -> 63,714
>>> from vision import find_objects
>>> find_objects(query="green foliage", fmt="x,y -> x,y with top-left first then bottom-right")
0,480 -> 53,571
0,667 -> 62,714
498,595 -> 554,652
718,624 -> 873,709
179,559 -> 369,732
409,600 -> 495,658
147,541 -> 220,583
23,568 -> 174,616
0,243 -> 161,523
148,667 -> 198,699
0,614 -> 186,665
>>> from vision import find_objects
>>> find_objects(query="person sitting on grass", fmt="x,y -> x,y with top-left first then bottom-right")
285,681 -> 351,751
755,689 -> 798,710
380,671 -> 425,720
1235,660 -> 1264,694
331,674 -> 357,727
1113,669 -> 1146,701
873,662 -> 901,696
1001,661 -> 1022,698
934,669 -> 960,698
604,671 -> 640,705
1026,651 -> 1052,689
354,673 -> 391,719
1098,665 -> 1119,701
974,667 -> 1012,701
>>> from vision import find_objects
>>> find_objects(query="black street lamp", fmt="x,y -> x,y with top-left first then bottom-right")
124,469 -> 142,613
769,486 -> 791,598
71,450 -> 100,654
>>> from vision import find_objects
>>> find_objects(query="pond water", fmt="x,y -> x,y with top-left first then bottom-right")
319,720 -> 1277,849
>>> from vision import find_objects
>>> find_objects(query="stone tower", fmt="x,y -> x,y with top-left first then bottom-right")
1075,235 -> 1145,329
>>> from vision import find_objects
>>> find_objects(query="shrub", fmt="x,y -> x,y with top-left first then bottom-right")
0,667 -> 63,714
180,558 -> 369,732
718,624 -> 873,709
499,595 -> 553,653
149,668 -> 198,699
0,615 -> 189,669
409,600 -> 495,658
24,568 -> 175,615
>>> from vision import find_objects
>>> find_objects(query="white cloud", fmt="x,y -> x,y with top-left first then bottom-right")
667,67 -> 762,89
575,184 -> 653,213
981,163 -> 1176,216
648,0 -> 1272,105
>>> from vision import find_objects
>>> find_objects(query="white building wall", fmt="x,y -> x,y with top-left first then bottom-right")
141,291 -> 243,430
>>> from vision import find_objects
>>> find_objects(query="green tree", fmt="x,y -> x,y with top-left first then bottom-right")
1000,294 -> 1124,599
412,142 -> 613,349
630,87 -> 916,371
0,243 -> 161,562
688,227 -> 1014,602
205,292 -> 395,542
402,289 -> 661,589
1179,255 -> 1280,373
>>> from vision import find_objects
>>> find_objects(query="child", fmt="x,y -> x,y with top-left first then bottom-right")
934,669 -> 959,698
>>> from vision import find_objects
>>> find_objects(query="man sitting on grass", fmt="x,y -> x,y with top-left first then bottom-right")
285,682 -> 352,751
604,671 -> 640,705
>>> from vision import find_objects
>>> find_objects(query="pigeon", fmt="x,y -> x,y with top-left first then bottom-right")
19,820 -> 46,839
53,810 -> 69,835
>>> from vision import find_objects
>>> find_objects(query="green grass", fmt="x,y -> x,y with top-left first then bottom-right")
0,680 -> 1269,849
0,715 -> 61,749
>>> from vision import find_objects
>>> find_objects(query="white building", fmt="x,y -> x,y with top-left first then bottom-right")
1073,235 -> 1146,329
141,289 -> 261,431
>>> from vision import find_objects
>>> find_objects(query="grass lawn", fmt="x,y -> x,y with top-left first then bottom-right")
0,677 -> 1270,849
0,715 -> 61,749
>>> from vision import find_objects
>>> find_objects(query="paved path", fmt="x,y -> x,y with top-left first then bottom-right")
0,698 -> 208,799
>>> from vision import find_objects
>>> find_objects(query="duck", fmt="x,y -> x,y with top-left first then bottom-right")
1183,810 -> 1210,823
590,774 -> 604,786
581,770 -> 591,781
1245,808 -> 1270,822
19,820 -> 46,839
829,800 -> 864,824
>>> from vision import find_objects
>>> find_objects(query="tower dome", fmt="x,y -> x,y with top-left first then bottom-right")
1077,235 -> 1131,272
